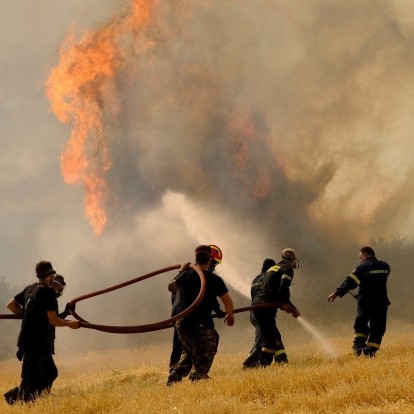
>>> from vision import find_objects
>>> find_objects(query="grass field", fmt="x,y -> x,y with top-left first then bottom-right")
1,324 -> 414,414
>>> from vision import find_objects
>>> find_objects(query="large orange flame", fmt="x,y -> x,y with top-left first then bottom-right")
46,0 -> 156,234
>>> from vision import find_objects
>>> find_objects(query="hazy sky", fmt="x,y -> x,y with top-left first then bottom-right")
1,1 -> 414,351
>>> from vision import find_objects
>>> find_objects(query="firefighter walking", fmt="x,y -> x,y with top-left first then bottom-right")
328,246 -> 391,357
251,248 -> 300,365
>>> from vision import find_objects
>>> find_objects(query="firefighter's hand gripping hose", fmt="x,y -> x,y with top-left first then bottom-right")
0,264 -> 287,332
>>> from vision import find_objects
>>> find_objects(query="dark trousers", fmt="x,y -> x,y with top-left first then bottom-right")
354,302 -> 388,349
4,350 -> 58,405
243,314 -> 265,367
253,308 -> 286,364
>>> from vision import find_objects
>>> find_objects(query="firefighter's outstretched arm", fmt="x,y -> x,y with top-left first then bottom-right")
329,273 -> 359,301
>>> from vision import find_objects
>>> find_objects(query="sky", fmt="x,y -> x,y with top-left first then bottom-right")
1,0 -> 414,352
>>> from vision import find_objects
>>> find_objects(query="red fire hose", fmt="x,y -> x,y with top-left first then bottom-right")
70,263 -> 207,334
0,264 -> 283,333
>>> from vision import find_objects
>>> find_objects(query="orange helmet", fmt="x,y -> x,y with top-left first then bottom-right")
209,245 -> 223,265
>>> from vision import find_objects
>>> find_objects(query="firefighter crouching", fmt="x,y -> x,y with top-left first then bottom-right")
251,248 -> 300,365
328,246 -> 391,357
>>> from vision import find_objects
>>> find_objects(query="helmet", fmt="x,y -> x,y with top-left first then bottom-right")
281,248 -> 299,268
281,248 -> 296,261
209,245 -> 223,265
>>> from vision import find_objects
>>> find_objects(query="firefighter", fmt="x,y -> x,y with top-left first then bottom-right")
242,258 -> 276,369
328,246 -> 391,357
168,245 -> 226,375
251,248 -> 300,365
167,245 -> 234,385
4,261 -> 79,405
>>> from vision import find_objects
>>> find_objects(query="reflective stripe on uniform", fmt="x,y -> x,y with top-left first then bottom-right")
274,349 -> 286,357
349,273 -> 361,285
367,342 -> 380,349
268,265 -> 280,272
281,274 -> 292,281
262,347 -> 286,356
354,333 -> 368,339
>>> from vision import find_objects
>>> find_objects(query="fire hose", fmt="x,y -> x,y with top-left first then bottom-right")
0,264 -> 284,333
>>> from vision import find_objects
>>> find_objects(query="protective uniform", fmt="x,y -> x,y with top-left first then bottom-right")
4,282 -> 58,404
168,244 -> 225,375
167,263 -> 229,384
252,258 -> 297,365
335,256 -> 391,356
242,258 -> 276,368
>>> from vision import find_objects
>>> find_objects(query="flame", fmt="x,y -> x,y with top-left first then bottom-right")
46,0 -> 157,234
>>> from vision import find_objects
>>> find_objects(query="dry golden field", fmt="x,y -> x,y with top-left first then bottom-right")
1,322 -> 414,414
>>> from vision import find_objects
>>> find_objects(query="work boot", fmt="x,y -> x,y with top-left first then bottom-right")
363,347 -> 376,358
166,373 -> 182,386
242,349 -> 261,369
352,345 -> 364,357
352,338 -> 367,357
274,353 -> 288,364
4,387 -> 20,405
189,373 -> 210,382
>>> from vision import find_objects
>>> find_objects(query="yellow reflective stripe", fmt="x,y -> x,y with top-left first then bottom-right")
281,274 -> 292,281
274,349 -> 286,357
268,265 -> 280,272
354,333 -> 368,339
367,342 -> 380,349
349,273 -> 361,285
262,347 -> 286,355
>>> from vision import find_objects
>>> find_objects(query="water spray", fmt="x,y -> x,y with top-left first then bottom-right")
296,316 -> 337,359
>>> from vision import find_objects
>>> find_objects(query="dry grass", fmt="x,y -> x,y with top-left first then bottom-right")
1,332 -> 414,414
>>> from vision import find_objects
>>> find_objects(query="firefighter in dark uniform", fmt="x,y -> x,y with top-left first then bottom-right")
168,245 -> 226,376
242,258 -> 276,369
251,249 -> 300,365
328,246 -> 391,357
4,261 -> 79,405
167,245 -> 234,385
